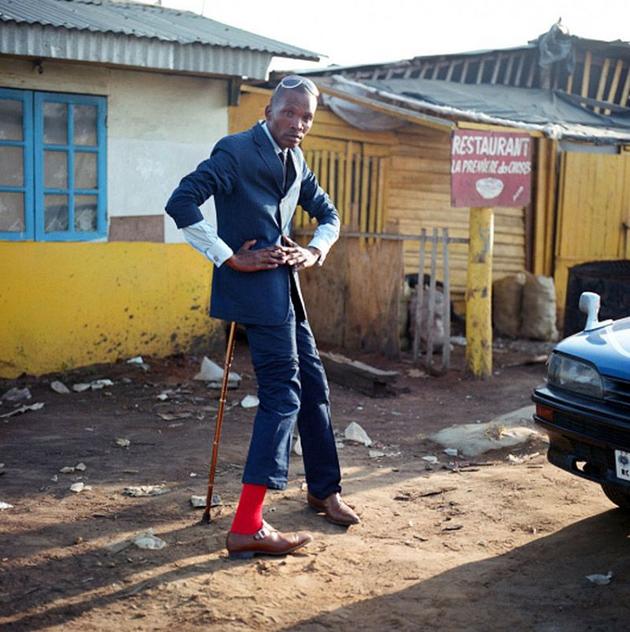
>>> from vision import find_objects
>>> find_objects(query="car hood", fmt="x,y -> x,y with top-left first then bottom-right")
556,317 -> 630,380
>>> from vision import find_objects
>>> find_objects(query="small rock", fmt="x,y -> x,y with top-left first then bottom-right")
586,571 -> 613,586
72,383 -> 91,393
133,531 -> 167,550
50,474 -> 58,482
123,485 -> 169,497
157,393 -> 169,401
115,438 -> 130,448
190,494 -> 221,509
75,462 -> 87,472
70,482 -> 92,493
59,466 -> 75,474
344,422 -> 372,447
369,450 -> 386,459
90,379 -> 113,390
422,455 -> 439,464
194,356 -> 240,386
240,394 -> 259,409
50,381 -> 71,394
0,501 -> 14,510
443,448 -> 458,457
126,356 -> 150,371
1,387 -> 31,402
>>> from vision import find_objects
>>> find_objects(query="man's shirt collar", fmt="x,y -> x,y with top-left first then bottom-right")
261,121 -> 286,157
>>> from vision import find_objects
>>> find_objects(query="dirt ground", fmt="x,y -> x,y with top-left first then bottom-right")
1,339 -> 629,631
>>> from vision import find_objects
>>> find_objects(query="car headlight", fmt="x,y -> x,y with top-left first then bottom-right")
547,352 -> 603,399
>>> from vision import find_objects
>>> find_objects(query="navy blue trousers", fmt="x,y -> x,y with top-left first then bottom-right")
242,303 -> 342,500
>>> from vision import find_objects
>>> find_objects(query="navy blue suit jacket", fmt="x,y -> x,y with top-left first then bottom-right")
165,123 -> 340,326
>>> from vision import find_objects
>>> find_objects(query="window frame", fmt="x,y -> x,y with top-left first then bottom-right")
0,88 -> 107,242
0,88 -> 34,240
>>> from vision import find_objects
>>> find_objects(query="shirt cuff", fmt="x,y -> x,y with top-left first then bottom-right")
181,221 -> 234,267
307,236 -> 330,265
205,241 -> 234,267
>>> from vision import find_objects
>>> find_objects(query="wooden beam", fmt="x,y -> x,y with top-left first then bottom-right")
526,58 -> 536,88
620,65 -> 630,108
581,50 -> 592,98
533,138 -> 548,275
456,120 -> 543,137
476,59 -> 486,84
491,54 -> 502,84
241,84 -> 272,95
604,59 -> 623,116
606,59 -> 624,111
461,60 -> 470,83
319,351 -> 399,398
595,58 -> 611,113
504,54 -> 515,85
514,54 -> 525,86
445,60 -> 456,82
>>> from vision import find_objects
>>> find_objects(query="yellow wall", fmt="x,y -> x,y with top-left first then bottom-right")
0,243 -> 218,378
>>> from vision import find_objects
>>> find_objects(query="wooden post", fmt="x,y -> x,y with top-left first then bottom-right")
466,207 -> 494,377
425,228 -> 438,370
441,227 -> 451,372
412,229 -> 426,362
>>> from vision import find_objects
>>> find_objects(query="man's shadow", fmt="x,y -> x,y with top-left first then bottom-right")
280,508 -> 630,632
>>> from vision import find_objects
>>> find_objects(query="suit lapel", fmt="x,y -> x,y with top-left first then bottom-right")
253,123 -> 284,194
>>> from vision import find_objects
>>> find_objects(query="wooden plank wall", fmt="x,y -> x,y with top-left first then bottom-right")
553,151 -> 630,320
298,236 -> 404,357
386,124 -> 527,312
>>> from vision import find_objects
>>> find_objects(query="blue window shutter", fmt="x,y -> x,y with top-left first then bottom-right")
0,88 -> 34,241
34,92 -> 107,242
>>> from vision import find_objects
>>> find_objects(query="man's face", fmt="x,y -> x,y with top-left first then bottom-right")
265,90 -> 317,150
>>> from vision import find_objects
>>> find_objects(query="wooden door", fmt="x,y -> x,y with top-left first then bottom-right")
554,151 -> 630,318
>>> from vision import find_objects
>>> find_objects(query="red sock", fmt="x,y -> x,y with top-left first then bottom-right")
230,483 -> 267,535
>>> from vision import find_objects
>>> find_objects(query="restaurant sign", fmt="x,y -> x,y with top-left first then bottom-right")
451,130 -> 532,208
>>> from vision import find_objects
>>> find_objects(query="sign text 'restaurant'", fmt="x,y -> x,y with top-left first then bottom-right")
451,130 -> 532,208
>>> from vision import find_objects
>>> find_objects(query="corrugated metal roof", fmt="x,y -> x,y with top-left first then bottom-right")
318,75 -> 630,144
0,0 -> 319,61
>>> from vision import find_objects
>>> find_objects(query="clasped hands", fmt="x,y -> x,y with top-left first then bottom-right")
226,236 -> 320,273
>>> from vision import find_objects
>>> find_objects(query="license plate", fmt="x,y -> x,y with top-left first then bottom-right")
614,450 -> 630,482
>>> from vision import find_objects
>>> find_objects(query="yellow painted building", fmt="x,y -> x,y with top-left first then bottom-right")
0,1 -> 319,378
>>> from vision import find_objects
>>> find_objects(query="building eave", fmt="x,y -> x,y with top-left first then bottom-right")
0,22 -> 276,79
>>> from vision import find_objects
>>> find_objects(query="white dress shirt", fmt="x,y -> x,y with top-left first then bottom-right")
181,122 -> 338,267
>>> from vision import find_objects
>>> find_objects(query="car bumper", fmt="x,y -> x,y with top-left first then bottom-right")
532,385 -> 630,488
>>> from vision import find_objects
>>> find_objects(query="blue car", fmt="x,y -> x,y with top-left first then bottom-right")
533,292 -> 630,510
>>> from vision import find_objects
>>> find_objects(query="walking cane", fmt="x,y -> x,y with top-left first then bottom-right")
201,321 -> 238,524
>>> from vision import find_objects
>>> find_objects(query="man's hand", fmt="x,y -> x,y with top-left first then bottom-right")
226,240 -> 288,272
281,236 -> 321,270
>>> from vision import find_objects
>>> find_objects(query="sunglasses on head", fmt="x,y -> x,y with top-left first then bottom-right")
277,75 -> 320,98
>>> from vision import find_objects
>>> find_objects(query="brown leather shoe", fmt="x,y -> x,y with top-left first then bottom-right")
226,525 -> 313,560
307,492 -> 360,526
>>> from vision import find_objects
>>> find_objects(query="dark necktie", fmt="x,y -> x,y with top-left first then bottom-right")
278,150 -> 287,191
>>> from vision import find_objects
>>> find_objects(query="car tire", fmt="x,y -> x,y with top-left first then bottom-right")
601,483 -> 630,510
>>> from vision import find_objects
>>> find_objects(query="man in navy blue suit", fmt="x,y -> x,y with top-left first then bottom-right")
166,76 -> 360,559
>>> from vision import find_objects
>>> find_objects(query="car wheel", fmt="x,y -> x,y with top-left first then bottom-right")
601,483 -> 630,510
